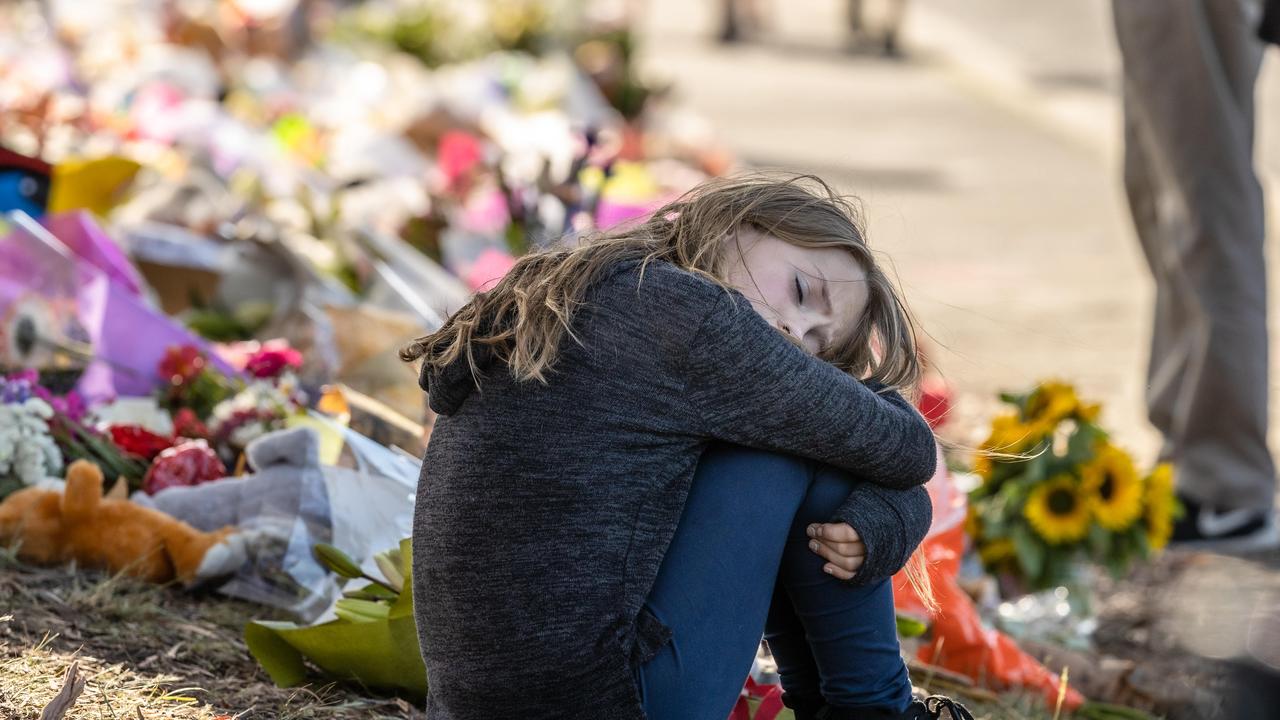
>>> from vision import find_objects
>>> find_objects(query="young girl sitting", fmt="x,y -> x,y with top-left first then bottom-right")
403,174 -> 972,720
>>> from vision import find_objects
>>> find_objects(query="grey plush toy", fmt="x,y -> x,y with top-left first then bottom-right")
133,426 -> 337,619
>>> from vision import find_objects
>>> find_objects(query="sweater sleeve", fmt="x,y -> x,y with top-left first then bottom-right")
831,482 -> 934,585
684,293 -> 936,490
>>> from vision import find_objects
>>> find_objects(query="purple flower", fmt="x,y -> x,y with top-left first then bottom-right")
1,371 -> 38,404
2,370 -> 88,420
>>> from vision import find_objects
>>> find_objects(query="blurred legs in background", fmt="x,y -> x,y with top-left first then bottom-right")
716,0 -> 909,56
846,0 -> 908,56
1112,0 -> 1278,550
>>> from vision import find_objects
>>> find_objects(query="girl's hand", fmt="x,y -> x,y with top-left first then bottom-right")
806,523 -> 866,580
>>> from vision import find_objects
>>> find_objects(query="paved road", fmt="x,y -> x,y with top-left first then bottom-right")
636,0 -> 1186,459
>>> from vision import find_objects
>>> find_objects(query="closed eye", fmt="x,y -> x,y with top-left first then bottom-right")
794,275 -> 805,304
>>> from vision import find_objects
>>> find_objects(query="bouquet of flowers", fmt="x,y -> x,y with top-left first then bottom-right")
967,381 -> 1180,592
246,540 -> 428,698
0,373 -> 62,497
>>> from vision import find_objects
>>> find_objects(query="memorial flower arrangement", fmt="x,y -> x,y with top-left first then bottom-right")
0,339 -> 307,500
0,374 -> 62,495
966,381 -> 1181,591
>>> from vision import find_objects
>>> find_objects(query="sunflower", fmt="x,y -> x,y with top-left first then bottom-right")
1024,381 -> 1080,424
1024,474 -> 1091,544
988,413 -> 1046,451
972,452 -> 993,481
978,538 -> 1016,565
1081,444 -> 1144,531
1143,463 -> 1178,551
1077,402 -> 1102,423
973,413 -> 1047,482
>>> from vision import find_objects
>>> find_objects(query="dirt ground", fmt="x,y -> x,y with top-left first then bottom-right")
0,551 -> 424,720
5,540 -> 1278,720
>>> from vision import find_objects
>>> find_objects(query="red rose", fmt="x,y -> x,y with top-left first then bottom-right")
244,346 -> 303,379
109,425 -> 175,461
142,440 -> 227,495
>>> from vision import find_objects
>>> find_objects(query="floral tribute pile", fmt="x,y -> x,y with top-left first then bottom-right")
0,340 -> 308,501
966,381 -> 1180,592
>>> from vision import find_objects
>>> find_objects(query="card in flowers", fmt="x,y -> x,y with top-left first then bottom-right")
966,381 -> 1180,592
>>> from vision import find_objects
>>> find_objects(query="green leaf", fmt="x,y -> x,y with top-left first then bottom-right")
244,621 -> 309,687
998,391 -> 1025,408
1065,425 -> 1097,465
244,613 -> 428,698
0,475 -> 24,502
1086,523 -> 1111,559
1011,523 -> 1046,581
333,598 -> 391,623
390,538 -> 415,620
895,614 -> 929,638
1022,449 -> 1051,484
314,543 -> 365,579
343,584 -> 399,601
1077,700 -> 1160,719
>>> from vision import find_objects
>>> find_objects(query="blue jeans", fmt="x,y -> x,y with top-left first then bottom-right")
637,445 -> 913,720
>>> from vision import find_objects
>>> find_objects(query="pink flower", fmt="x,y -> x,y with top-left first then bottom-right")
142,440 -> 227,495
438,130 -> 485,194
244,344 -> 303,379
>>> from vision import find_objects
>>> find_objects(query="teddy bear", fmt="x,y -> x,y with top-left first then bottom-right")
0,459 -> 246,585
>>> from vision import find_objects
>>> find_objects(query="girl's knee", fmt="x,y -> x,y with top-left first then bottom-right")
793,466 -> 858,522
696,444 -> 814,491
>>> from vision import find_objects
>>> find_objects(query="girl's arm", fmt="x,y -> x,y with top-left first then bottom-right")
830,482 -> 933,585
684,293 -> 936,490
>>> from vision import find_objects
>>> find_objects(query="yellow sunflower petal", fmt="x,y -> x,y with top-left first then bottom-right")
1024,474 -> 1091,544
1082,444 -> 1144,531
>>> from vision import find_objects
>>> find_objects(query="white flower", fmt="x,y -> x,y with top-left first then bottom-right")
90,397 -> 175,435
0,398 -> 62,486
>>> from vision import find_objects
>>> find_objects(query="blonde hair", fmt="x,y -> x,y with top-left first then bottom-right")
402,172 -> 934,605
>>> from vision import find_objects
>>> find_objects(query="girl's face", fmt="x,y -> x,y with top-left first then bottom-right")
723,229 -> 869,355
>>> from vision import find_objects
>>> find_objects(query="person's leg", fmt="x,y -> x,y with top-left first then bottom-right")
1112,0 -> 1276,523
637,444 -> 815,720
638,445 -> 915,720
769,465 -> 913,713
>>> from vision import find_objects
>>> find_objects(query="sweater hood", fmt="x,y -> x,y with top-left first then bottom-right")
419,341 -> 494,416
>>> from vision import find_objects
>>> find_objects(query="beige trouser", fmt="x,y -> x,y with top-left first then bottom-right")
1113,0 -> 1276,510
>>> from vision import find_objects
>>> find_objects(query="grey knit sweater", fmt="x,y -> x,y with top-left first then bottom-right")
412,260 -> 936,720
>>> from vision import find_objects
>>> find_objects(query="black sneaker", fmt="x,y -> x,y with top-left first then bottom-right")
813,696 -> 976,720
1171,494 -> 1279,552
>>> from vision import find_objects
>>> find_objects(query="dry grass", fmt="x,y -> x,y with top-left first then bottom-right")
0,548 -> 1043,720
1,632 -> 226,719
7,544 -> 1252,720
0,549 -> 423,719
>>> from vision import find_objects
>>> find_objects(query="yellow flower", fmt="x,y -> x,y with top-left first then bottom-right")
1024,475 -> 1091,544
1078,402 -> 1102,423
1025,381 -> 1080,424
983,413 -> 1049,455
1082,444 -> 1144,531
965,506 -> 983,539
978,538 -> 1016,565
973,412 -> 1047,481
972,453 -> 993,481
1143,463 -> 1177,551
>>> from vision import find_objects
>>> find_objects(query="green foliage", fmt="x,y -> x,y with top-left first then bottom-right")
246,538 -> 427,698
895,614 -> 929,639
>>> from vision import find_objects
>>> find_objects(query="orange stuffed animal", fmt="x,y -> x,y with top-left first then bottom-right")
0,459 -> 245,585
